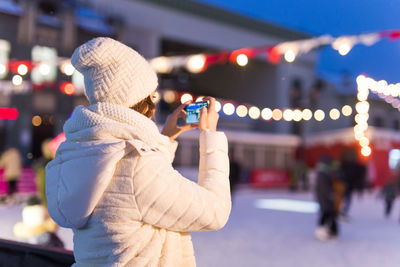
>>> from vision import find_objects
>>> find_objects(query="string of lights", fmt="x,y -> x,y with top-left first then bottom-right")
355,75 -> 400,157
149,29 -> 400,74
162,90 -> 353,122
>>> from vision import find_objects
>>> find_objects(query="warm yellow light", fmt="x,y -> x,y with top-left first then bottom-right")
356,75 -> 366,87
355,101 -> 370,114
223,103 -> 235,115
163,90 -> 176,104
39,63 -> 50,75
293,109 -> 302,122
376,80 -> 388,94
284,50 -> 296,63
354,131 -> 364,141
12,75 -> 23,86
17,64 -> 28,75
215,100 -> 222,113
236,54 -> 248,66
248,106 -> 260,119
61,61 -> 75,76
187,55 -> 206,73
342,105 -> 352,116
314,109 -> 325,121
358,122 -> 368,132
355,113 -> 369,124
150,57 -> 173,74
32,115 -> 42,127
361,146 -> 372,157
283,109 -> 294,121
180,93 -> 193,104
261,108 -> 273,120
329,108 -> 340,120
338,43 -> 351,55
389,84 -> 399,97
357,91 -> 369,101
236,105 -> 248,118
196,96 -> 205,102
302,109 -> 312,121
354,125 -> 364,134
272,109 -> 283,120
359,137 -> 370,147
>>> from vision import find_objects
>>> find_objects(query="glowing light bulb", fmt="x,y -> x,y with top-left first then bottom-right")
17,64 -> 28,75
293,109 -> 302,122
61,62 -> 75,76
248,106 -> 260,119
272,109 -> 283,120
283,109 -> 294,121
12,75 -> 23,86
314,109 -> 325,121
342,105 -> 352,116
236,54 -> 248,66
215,100 -> 222,112
39,63 -> 50,75
302,109 -> 312,121
223,103 -> 235,115
163,90 -> 176,104
284,50 -> 296,63
150,57 -> 173,74
187,55 -> 206,73
329,108 -> 340,120
359,137 -> 370,147
361,146 -> 371,157
338,43 -> 351,55
261,108 -> 272,120
355,101 -> 370,114
195,96 -> 205,102
32,115 -> 42,126
236,105 -> 248,118
180,93 -> 193,104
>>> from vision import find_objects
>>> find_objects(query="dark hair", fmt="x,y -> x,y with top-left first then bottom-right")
131,95 -> 156,118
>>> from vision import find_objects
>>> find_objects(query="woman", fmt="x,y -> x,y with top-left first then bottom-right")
46,37 -> 231,266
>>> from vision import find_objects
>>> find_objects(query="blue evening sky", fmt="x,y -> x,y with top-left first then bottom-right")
195,0 -> 400,85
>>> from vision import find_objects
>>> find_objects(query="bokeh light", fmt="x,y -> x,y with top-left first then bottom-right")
223,103 -> 235,115
236,105 -> 248,117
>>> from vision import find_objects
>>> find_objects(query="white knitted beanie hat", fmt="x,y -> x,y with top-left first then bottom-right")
71,37 -> 158,107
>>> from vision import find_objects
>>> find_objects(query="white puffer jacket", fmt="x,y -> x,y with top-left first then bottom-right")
45,102 -> 231,267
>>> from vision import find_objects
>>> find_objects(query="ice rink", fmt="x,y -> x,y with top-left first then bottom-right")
1,187 -> 399,267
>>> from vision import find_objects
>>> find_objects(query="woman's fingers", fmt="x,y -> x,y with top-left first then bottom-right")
203,97 -> 216,113
199,107 -> 208,131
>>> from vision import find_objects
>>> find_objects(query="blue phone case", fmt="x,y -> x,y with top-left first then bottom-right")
185,101 -> 209,124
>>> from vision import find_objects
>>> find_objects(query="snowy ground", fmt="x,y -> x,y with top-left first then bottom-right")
1,186 -> 399,267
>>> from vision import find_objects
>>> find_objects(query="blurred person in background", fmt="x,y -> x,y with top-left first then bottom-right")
339,150 -> 367,220
315,155 -> 338,241
381,177 -> 398,218
0,146 -> 22,204
46,38 -> 231,266
229,151 -> 241,201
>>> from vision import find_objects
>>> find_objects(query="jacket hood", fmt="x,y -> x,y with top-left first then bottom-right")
46,103 -> 169,229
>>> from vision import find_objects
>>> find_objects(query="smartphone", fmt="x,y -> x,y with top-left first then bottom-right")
185,101 -> 209,124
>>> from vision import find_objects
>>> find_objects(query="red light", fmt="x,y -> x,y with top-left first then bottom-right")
60,82 -> 76,95
0,108 -> 18,120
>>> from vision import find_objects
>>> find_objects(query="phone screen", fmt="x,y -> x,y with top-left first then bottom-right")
185,101 -> 209,124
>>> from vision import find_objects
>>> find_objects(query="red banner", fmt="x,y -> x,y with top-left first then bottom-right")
250,169 -> 290,188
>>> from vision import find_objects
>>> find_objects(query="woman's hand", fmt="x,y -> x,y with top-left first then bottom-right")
199,97 -> 219,132
162,101 -> 197,141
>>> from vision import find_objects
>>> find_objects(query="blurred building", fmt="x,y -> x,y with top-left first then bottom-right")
0,0 -> 398,185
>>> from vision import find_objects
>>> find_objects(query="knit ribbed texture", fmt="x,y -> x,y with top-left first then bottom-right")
46,104 -> 231,266
71,37 -> 158,107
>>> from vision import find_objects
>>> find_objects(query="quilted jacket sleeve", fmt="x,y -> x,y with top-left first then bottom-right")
132,130 -> 231,232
